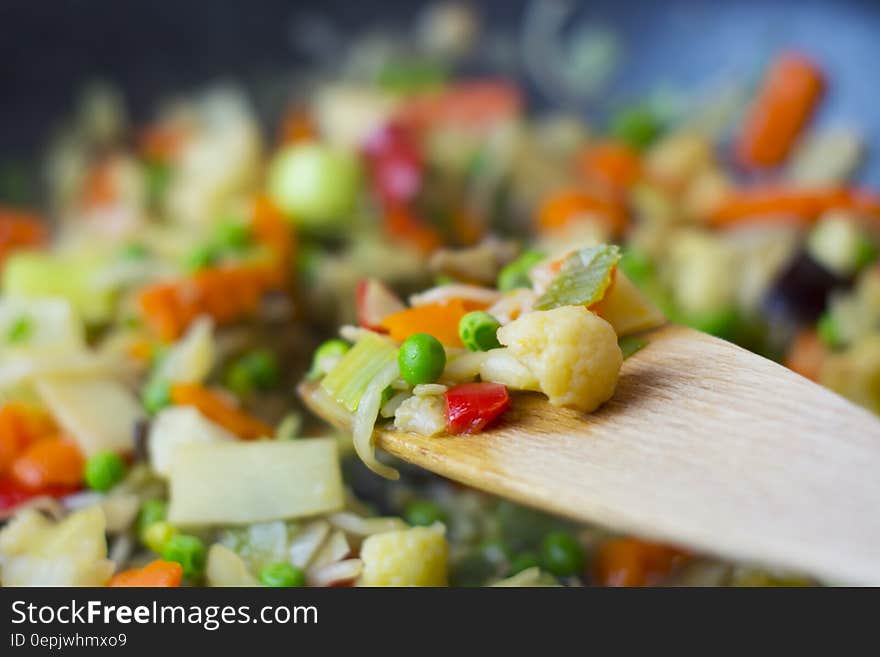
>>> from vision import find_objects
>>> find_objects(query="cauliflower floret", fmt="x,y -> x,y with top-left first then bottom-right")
358,525 -> 448,586
0,507 -> 114,586
479,348 -> 540,391
393,394 -> 446,436
497,305 -> 622,412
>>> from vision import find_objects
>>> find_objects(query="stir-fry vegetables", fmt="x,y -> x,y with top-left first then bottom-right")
1,5 -> 875,588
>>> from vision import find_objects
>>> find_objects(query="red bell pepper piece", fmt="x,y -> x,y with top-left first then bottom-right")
444,382 -> 510,434
0,477 -> 76,512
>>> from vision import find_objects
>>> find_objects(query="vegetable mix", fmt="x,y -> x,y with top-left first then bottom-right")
4,2 -> 876,587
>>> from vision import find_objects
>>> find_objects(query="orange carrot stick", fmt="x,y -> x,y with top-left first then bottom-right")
592,538 -> 688,587
0,404 -> 56,476
170,384 -> 273,440
708,185 -> 879,228
536,188 -> 628,237
108,560 -> 183,587
138,263 -> 281,341
11,437 -> 84,491
736,52 -> 825,169
577,141 -> 642,193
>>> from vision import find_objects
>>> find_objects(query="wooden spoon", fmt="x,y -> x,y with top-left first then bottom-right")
300,324 -> 880,584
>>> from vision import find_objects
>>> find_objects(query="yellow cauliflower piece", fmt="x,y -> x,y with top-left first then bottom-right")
358,525 -> 448,586
498,305 -> 622,412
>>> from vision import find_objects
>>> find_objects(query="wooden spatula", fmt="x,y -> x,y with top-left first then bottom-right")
300,324 -> 880,585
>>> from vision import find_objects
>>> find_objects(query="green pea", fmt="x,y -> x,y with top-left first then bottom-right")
225,349 -> 280,395
259,562 -> 306,587
458,311 -> 501,352
508,551 -> 540,575
142,378 -> 171,415
5,315 -> 33,344
540,531 -> 585,577
404,499 -> 446,527
143,521 -> 177,554
214,218 -> 251,251
497,250 -> 544,292
267,143 -> 361,231
83,451 -> 126,492
817,311 -> 842,349
308,339 -> 350,380
183,244 -> 219,272
137,499 -> 167,536
162,534 -> 206,579
398,333 -> 446,385
609,106 -> 662,150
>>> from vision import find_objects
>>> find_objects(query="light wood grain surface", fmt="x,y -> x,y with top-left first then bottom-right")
302,324 -> 880,584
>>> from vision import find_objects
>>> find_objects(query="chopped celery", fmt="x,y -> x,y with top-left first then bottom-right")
320,333 -> 398,412
535,245 -> 621,310
3,252 -> 114,324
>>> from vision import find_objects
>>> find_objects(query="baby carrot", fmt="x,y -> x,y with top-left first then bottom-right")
735,52 -> 825,169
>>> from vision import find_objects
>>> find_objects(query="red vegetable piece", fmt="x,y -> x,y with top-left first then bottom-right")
0,477 -> 76,512
363,123 -> 424,205
444,382 -> 510,434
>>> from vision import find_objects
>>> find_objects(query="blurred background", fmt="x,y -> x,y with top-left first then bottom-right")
2,0 -> 879,184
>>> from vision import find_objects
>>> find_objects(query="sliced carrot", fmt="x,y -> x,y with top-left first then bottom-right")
0,404 -> 57,476
397,80 -> 522,133
785,329 -> 827,382
592,538 -> 688,587
708,186 -> 877,228
251,195 -> 295,284
380,299 -> 477,347
0,208 -> 48,266
108,560 -> 183,587
536,188 -> 628,237
11,437 -> 84,491
384,204 -> 443,254
736,52 -> 825,169
577,141 -> 642,193
138,263 -> 281,341
170,384 -> 273,440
